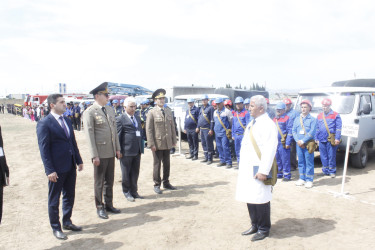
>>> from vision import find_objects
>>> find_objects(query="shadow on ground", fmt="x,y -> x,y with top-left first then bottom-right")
48,238 -> 123,250
271,217 -> 336,239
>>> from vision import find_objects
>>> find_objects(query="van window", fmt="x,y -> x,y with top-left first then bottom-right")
359,95 -> 372,113
297,93 -> 355,114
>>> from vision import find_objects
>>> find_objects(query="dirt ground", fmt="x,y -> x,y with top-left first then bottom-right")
0,113 -> 375,250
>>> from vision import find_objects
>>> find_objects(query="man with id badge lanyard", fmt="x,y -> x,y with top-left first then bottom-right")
117,97 -> 144,202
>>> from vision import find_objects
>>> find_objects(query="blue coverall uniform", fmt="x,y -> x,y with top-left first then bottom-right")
315,110 -> 342,175
114,105 -> 123,117
232,108 -> 251,163
292,114 -> 317,182
213,107 -> 233,165
286,108 -> 300,170
184,106 -> 200,158
273,113 -> 293,179
197,104 -> 214,161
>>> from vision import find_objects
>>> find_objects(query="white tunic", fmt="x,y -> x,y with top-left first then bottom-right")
235,113 -> 278,204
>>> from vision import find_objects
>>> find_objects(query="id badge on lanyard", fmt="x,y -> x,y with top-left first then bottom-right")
136,131 -> 141,137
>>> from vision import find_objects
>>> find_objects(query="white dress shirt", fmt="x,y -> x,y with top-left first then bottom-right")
51,111 -> 70,136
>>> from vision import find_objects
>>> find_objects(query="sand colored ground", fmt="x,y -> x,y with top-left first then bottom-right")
0,113 -> 375,250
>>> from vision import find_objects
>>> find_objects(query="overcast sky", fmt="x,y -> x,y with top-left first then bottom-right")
1,0 -> 375,96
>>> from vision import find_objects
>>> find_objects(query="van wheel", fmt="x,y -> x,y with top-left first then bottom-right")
350,143 -> 368,168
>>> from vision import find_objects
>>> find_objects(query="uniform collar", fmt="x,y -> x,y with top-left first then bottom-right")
324,109 -> 333,116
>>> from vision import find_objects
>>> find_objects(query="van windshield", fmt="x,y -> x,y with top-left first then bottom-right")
296,93 -> 355,114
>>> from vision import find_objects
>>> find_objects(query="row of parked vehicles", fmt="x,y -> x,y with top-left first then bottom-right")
166,79 -> 375,169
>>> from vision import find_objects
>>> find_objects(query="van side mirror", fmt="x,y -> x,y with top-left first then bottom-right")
361,103 -> 371,115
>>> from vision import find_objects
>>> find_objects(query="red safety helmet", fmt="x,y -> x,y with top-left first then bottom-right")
300,99 -> 312,108
224,99 -> 232,106
321,98 -> 332,106
283,98 -> 292,105
212,100 -> 217,107
265,98 -> 270,104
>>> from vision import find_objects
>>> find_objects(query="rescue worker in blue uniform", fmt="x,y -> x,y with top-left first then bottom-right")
184,98 -> 200,160
63,104 -> 72,118
212,97 -> 233,168
72,102 -> 81,131
273,102 -> 293,181
243,98 -> 250,110
232,96 -> 251,167
315,98 -> 342,178
292,99 -> 317,189
284,98 -> 299,171
224,99 -> 237,162
112,100 -> 123,117
196,95 -> 215,165
140,99 -> 151,144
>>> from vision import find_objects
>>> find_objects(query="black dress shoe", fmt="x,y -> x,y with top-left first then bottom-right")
154,186 -> 163,194
186,155 -> 193,159
251,231 -> 269,241
63,223 -> 82,231
217,162 -> 226,167
97,208 -> 109,219
192,156 -> 198,161
201,159 -> 208,163
53,230 -> 67,240
105,206 -> 121,214
124,192 -> 135,202
132,192 -> 144,199
241,227 -> 257,236
163,184 -> 177,190
206,160 -> 213,165
226,164 -> 232,169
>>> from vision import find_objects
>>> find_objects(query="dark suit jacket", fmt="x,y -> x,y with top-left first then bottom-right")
37,114 -> 83,175
0,126 -> 9,186
116,113 -> 144,157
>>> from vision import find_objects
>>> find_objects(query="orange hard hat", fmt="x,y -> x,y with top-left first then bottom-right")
300,99 -> 312,108
224,99 -> 232,106
321,98 -> 332,106
283,98 -> 292,105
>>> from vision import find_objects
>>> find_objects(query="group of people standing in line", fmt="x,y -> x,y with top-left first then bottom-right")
1,83 -> 343,243
183,94 -> 342,190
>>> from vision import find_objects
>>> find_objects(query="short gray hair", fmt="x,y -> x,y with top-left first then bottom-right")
250,95 -> 267,110
124,97 -> 136,107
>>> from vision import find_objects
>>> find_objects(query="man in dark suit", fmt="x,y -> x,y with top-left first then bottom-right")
37,94 -> 84,240
0,125 -> 9,225
116,97 -> 144,202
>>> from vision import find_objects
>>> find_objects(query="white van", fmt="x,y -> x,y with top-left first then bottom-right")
172,94 -> 229,134
296,86 -> 375,168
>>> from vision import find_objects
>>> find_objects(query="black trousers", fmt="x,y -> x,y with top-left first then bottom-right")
94,157 -> 115,208
152,150 -> 170,187
187,129 -> 199,157
73,117 -> 81,131
48,167 -> 76,231
0,184 -> 3,224
247,202 -> 271,233
119,154 -> 141,194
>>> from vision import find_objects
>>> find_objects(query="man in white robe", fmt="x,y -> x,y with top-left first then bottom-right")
236,95 -> 278,241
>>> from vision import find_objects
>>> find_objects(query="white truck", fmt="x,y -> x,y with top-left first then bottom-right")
296,80 -> 375,168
